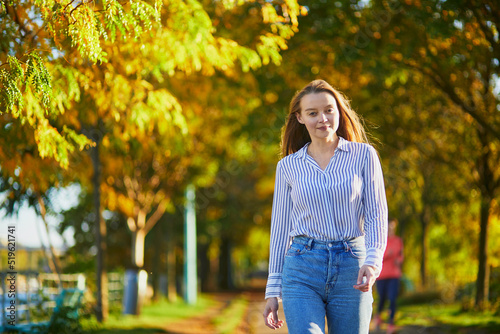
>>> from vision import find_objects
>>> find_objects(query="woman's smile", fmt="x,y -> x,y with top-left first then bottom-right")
297,92 -> 340,142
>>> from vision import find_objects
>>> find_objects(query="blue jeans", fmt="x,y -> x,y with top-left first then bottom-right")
376,278 -> 400,324
282,236 -> 373,334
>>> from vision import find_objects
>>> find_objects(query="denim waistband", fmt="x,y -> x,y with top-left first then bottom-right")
292,235 -> 364,251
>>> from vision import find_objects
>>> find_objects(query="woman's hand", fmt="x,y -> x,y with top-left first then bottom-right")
263,297 -> 284,330
353,265 -> 377,292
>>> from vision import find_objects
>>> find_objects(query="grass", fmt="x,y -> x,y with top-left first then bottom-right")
213,296 -> 249,334
79,291 -> 500,334
393,302 -> 500,333
82,295 -> 218,334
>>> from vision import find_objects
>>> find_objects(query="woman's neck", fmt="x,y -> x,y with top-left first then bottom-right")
309,135 -> 339,155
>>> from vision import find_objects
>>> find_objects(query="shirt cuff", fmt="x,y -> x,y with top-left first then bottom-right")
364,247 -> 385,278
265,273 -> 282,299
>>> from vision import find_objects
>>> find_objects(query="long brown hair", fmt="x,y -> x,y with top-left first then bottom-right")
281,80 -> 370,157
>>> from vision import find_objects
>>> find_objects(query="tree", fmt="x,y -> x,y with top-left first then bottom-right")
268,0 -> 499,307
2,2 -> 162,318
2,0 -> 303,319
361,0 -> 500,308
103,133 -> 182,269
0,116 -> 69,279
0,0 -> 164,166
1,0 -> 301,168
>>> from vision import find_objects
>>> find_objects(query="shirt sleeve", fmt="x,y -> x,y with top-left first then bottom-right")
265,160 -> 293,299
362,146 -> 388,277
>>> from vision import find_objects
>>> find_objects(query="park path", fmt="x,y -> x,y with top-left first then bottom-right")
159,292 -> 237,334
159,289 -> 491,334
159,289 -> 284,334
240,289 -> 289,334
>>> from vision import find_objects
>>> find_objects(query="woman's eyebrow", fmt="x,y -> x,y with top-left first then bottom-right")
304,104 -> 334,111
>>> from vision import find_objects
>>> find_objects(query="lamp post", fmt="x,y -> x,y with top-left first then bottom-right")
184,184 -> 197,305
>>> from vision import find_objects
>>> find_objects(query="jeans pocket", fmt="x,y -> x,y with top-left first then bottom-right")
346,244 -> 366,259
285,242 -> 308,257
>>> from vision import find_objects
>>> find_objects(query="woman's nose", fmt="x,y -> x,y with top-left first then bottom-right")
320,113 -> 328,122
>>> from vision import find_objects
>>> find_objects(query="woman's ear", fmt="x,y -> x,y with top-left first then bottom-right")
296,112 -> 304,124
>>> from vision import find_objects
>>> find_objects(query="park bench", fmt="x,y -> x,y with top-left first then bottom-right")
2,287 -> 84,334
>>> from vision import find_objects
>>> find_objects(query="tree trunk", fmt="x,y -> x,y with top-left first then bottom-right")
475,195 -> 491,308
475,127 -> 494,309
166,221 -> 177,302
199,242 -> 210,292
131,229 -> 146,268
209,243 -> 219,291
419,206 -> 430,289
218,237 -> 233,290
91,134 -> 108,323
34,216 -> 58,276
152,222 -> 164,302
36,195 -> 62,285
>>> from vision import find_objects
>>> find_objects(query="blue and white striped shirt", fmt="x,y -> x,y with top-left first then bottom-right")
265,137 -> 388,299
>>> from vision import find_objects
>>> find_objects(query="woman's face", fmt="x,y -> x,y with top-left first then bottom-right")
297,92 -> 340,142
388,220 -> 397,236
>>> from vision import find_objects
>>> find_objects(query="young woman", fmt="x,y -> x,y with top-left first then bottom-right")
375,218 -> 404,334
262,80 -> 388,334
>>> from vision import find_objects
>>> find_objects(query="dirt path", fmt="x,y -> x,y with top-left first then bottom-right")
242,290 -> 289,334
160,292 -> 235,334
160,290 -> 492,334
157,290 -> 282,334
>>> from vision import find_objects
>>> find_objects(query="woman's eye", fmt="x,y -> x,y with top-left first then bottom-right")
326,108 -> 335,113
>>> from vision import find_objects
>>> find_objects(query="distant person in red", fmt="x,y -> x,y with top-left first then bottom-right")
375,218 -> 404,334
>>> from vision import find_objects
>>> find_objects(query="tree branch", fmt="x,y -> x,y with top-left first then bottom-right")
468,2 -> 500,59
5,1 -> 33,40
123,175 -> 137,201
127,216 -> 137,232
64,0 -> 77,12
142,201 -> 167,236
137,209 -> 146,229
69,0 -> 95,24
404,60 -> 500,141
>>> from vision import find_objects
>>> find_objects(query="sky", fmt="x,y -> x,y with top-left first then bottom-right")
0,185 -> 79,250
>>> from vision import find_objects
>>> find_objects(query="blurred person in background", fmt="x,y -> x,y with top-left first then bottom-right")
374,218 -> 404,334
262,79 -> 388,334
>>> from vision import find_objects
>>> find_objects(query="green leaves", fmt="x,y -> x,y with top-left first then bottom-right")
130,88 -> 187,136
1,57 -> 24,112
41,0 -> 163,63
0,53 -> 92,169
69,6 -> 104,63
1,53 -> 52,115
103,0 -> 161,44
2,0 -> 300,170
26,54 -> 52,108
1,0 -> 163,168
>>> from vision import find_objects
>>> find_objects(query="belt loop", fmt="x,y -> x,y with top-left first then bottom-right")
307,238 -> 314,250
343,240 -> 350,252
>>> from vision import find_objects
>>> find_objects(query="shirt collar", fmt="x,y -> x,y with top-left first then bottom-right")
337,137 -> 350,152
297,136 -> 350,160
